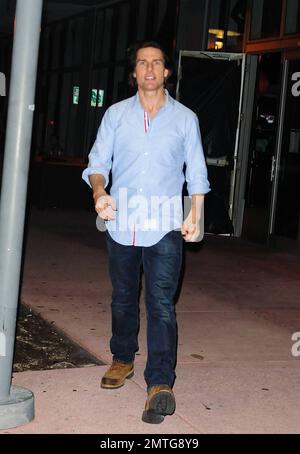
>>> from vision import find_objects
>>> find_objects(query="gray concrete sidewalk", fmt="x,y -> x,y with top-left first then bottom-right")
1,208 -> 300,434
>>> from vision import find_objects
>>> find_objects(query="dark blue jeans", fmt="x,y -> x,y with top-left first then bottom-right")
105,230 -> 183,388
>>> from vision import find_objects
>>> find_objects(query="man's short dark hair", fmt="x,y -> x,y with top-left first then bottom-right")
127,40 -> 173,88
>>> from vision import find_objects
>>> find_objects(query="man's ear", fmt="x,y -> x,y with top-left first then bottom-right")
164,68 -> 169,79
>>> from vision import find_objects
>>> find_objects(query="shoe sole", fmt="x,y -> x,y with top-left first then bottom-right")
149,390 -> 175,414
100,370 -> 134,389
142,390 -> 176,424
142,410 -> 165,424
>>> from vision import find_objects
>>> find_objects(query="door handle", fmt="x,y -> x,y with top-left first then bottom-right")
270,155 -> 276,182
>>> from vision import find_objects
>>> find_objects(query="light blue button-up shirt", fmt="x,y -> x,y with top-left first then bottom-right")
82,90 -> 210,247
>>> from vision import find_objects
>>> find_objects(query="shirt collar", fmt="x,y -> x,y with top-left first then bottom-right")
134,89 -> 174,112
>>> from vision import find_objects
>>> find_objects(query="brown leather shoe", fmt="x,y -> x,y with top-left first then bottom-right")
101,360 -> 134,389
142,385 -> 176,424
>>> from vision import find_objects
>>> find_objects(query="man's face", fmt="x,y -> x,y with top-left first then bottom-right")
133,47 -> 169,92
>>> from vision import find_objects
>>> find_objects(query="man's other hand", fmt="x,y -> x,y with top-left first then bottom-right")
95,194 -> 117,221
181,194 -> 204,242
181,214 -> 201,242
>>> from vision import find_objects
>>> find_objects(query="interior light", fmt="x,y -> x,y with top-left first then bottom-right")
208,28 -> 241,37
215,41 -> 224,50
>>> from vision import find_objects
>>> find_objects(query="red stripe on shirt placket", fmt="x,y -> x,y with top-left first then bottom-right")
138,110 -> 149,245
138,111 -> 148,245
132,223 -> 136,246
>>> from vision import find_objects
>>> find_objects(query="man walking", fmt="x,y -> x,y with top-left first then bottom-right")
82,41 -> 210,424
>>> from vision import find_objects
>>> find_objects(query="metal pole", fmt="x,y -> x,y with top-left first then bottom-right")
0,0 -> 43,429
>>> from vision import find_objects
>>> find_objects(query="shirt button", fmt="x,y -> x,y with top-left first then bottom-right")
144,152 -> 148,156
139,188 -> 143,192
141,170 -> 145,174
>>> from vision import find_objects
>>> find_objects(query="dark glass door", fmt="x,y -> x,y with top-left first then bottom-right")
177,52 -> 246,234
242,52 -> 282,243
273,57 -> 300,241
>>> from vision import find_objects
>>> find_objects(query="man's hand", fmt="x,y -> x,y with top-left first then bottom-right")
181,194 -> 204,242
89,174 -> 117,221
95,194 -> 117,221
181,211 -> 201,242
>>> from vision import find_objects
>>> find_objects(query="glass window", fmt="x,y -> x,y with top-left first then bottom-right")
250,0 -> 282,40
115,3 -> 130,60
50,24 -> 63,70
226,0 -> 246,51
177,0 -> 208,51
94,11 -> 105,64
102,9 -> 114,62
207,0 -> 246,52
208,0 -> 227,50
285,0 -> 300,35
73,17 -> 85,66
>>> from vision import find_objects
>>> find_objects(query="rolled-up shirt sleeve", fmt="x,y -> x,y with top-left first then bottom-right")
82,107 -> 115,188
184,113 -> 210,195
